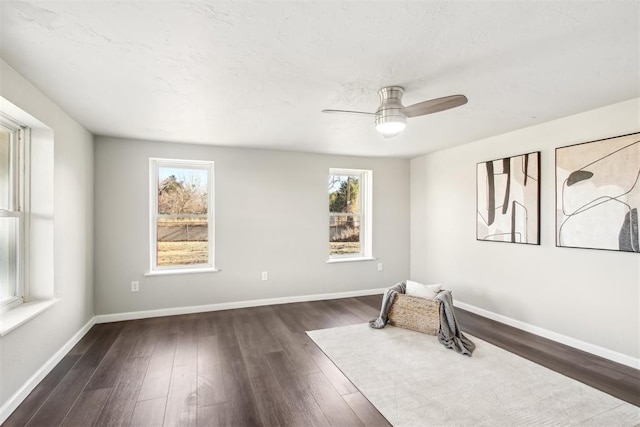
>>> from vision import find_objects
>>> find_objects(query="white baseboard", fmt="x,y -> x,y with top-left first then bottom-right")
0,316 -> 96,425
94,287 -> 386,324
454,300 -> 640,370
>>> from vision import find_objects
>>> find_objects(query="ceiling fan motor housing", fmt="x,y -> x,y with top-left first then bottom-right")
375,86 -> 407,136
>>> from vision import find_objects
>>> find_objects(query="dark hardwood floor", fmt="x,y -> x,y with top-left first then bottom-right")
4,295 -> 639,426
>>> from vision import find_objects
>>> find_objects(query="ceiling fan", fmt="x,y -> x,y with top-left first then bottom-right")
322,86 -> 468,138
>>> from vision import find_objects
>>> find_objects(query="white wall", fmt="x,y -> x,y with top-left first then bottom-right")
411,98 -> 640,360
94,137 -> 409,315
0,59 -> 94,405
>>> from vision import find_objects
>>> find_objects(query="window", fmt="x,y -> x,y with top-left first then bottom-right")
328,168 -> 373,261
149,158 -> 215,274
0,114 -> 28,309
0,98 -> 55,336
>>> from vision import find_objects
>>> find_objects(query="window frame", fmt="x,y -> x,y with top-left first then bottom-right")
328,168 -> 373,262
0,114 -> 29,311
148,158 -> 215,275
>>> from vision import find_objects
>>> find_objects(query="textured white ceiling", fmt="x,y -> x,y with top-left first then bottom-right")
1,1 -> 639,158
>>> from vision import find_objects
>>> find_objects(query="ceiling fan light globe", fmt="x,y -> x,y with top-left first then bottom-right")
382,131 -> 401,139
375,116 -> 407,136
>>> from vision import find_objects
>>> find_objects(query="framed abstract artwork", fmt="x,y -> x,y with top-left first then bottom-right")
556,132 -> 639,252
477,151 -> 540,244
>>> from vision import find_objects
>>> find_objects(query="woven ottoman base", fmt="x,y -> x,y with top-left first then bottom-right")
388,293 -> 440,335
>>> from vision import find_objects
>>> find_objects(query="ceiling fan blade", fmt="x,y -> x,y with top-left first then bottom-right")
402,94 -> 468,118
321,109 -> 375,116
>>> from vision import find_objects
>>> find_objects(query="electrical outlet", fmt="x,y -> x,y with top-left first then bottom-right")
377,263 -> 383,271
261,271 -> 268,281
131,281 -> 139,292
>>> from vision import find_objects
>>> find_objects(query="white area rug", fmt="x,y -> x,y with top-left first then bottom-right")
307,324 -> 640,426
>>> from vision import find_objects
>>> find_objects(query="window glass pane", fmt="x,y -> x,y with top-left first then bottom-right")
157,217 -> 209,266
0,129 -> 10,211
329,175 -> 359,213
0,217 -> 18,301
157,167 -> 208,215
156,165 -> 210,267
329,214 -> 361,255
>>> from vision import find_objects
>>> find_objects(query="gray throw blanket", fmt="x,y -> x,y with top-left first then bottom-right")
369,283 -> 475,356
368,282 -> 406,328
435,290 -> 475,356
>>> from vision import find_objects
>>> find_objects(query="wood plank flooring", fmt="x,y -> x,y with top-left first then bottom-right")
4,295 -> 638,426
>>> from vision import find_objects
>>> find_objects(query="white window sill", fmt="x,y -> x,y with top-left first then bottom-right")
327,257 -> 376,264
0,298 -> 60,336
144,267 -> 221,277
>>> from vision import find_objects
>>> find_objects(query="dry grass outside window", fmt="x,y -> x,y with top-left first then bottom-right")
157,241 -> 208,265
